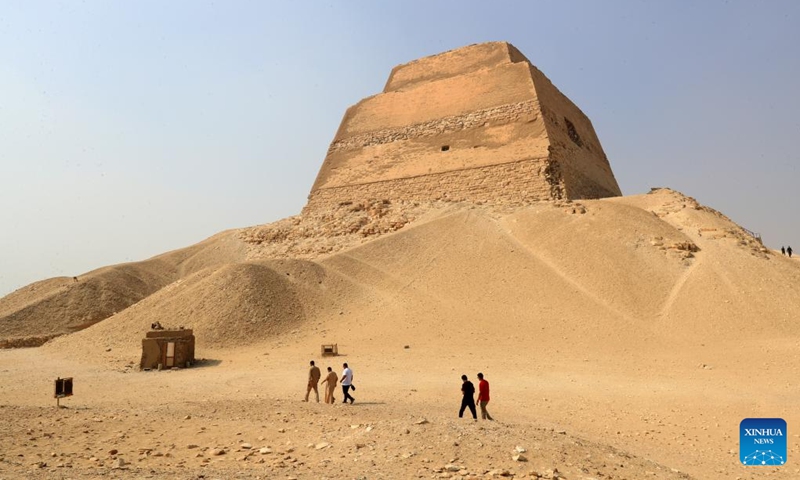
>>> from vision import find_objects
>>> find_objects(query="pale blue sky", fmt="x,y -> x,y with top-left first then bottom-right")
1,1 -> 798,295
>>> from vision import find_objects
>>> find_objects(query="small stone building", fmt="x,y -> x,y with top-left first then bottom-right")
140,329 -> 195,370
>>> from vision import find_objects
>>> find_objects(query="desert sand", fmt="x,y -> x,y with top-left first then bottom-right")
2,188 -> 799,480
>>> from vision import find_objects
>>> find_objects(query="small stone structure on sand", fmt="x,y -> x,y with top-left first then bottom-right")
140,328 -> 195,370
305,41 -> 621,214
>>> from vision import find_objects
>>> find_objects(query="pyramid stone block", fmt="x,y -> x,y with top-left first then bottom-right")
305,42 -> 621,212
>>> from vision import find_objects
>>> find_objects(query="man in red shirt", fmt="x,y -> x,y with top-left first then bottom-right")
476,372 -> 493,421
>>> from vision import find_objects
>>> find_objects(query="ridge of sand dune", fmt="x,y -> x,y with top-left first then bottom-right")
40,188 -> 799,365
0,230 -> 248,345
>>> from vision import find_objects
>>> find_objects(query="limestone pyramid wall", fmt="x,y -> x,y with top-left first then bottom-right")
305,42 -> 621,213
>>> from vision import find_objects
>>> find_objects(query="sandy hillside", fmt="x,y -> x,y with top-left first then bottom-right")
1,188 -> 799,480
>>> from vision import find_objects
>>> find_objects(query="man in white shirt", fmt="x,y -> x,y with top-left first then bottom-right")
341,363 -> 355,404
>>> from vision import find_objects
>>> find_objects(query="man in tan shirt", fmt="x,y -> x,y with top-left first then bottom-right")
320,366 -> 339,404
304,360 -> 321,402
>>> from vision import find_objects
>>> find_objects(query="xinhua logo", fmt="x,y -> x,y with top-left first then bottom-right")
740,418 -> 787,466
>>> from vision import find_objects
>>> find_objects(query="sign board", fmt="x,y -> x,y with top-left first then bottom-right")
54,377 -> 73,398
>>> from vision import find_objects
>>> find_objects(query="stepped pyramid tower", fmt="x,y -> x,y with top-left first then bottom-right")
305,42 -> 621,212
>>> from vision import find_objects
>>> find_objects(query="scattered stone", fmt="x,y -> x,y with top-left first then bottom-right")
514,446 -> 527,453
187,444 -> 199,449
488,469 -> 511,477
108,449 -> 118,456
241,443 -> 252,449
512,454 -> 527,462
210,448 -> 226,456
445,464 -> 462,472
259,447 -> 273,454
111,457 -> 127,469
414,418 -> 429,425
315,442 -> 330,450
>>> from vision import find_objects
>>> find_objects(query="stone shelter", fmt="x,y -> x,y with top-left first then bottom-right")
140,328 -> 195,370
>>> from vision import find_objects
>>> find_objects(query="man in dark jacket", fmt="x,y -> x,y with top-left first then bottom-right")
459,374 -> 477,420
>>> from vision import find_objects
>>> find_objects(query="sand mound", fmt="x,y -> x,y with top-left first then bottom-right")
0,261 -> 174,344
44,258 -> 362,363
0,230 -> 249,345
16,188 -> 800,357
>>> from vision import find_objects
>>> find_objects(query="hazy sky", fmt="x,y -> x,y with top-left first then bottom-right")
1,1 -> 798,295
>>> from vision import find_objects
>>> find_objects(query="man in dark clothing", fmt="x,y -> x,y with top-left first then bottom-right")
789,246 -> 793,258
459,374 -> 477,420
781,246 -> 786,255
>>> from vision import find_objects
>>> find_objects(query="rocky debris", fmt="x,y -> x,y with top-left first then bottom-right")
671,241 -> 699,253
314,442 -> 330,450
241,200 -> 424,260
512,453 -> 527,462
415,418 -> 429,425
258,447 -> 273,454
487,469 -> 512,477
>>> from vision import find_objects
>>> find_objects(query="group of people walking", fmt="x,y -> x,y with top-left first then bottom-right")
304,361 -> 494,421
460,373 -> 493,421
304,360 -> 355,404
781,246 -> 793,258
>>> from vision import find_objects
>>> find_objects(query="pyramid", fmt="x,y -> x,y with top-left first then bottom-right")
305,41 -> 621,213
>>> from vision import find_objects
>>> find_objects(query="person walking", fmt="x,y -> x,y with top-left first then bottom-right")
781,246 -> 786,255
476,372 -> 493,421
304,360 -> 321,402
341,363 -> 355,404
320,366 -> 338,404
459,374 -> 477,420
788,246 -> 793,258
